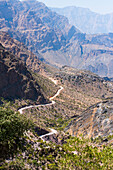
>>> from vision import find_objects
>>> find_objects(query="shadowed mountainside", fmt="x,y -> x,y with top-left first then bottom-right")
0,43 -> 47,103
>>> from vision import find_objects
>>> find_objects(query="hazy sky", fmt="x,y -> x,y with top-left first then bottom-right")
37,0 -> 113,14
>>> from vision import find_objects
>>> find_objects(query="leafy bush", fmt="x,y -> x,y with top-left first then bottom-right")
0,107 -> 31,159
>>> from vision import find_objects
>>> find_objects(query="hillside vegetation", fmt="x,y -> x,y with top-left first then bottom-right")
1,103 -> 113,169
0,106 -> 31,161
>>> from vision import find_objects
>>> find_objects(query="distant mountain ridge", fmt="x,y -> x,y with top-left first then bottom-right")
1,0 -> 113,77
51,6 -> 113,34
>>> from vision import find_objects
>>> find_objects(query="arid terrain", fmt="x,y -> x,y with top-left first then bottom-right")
0,1 -> 113,169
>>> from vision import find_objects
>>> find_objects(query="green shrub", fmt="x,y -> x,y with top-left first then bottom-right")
0,107 -> 31,159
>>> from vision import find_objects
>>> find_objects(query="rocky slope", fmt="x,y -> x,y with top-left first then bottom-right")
56,66 -> 113,99
0,31 -> 45,72
1,0 -> 113,77
66,98 -> 113,138
55,66 -> 113,105
51,6 -> 113,34
55,66 -> 113,139
0,0 -> 77,51
0,43 -> 47,103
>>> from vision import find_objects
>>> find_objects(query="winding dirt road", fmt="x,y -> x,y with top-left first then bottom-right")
18,78 -> 64,140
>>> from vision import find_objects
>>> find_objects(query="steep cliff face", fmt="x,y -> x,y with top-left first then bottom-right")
0,0 -> 75,52
0,43 -> 47,103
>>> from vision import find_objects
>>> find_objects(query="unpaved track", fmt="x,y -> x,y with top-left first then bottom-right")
18,78 -> 63,140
